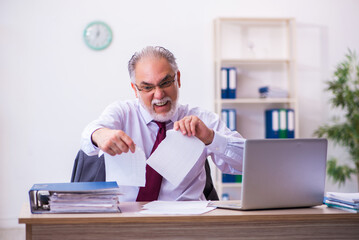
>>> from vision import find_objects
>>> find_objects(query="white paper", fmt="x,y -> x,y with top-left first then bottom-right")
146,130 -> 205,186
139,201 -> 215,215
326,192 -> 359,203
103,146 -> 146,187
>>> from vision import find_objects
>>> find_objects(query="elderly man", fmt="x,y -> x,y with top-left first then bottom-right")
81,46 -> 244,201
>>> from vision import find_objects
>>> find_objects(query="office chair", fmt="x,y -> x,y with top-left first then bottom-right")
71,150 -> 219,201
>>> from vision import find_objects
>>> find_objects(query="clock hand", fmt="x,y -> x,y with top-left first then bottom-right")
95,25 -> 100,38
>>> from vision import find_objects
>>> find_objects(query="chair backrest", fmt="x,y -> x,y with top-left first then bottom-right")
71,150 -> 218,200
71,150 -> 105,182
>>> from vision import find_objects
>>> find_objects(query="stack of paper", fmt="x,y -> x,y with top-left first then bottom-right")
48,189 -> 122,213
140,201 -> 215,215
324,192 -> 359,213
258,86 -> 288,98
29,182 -> 122,213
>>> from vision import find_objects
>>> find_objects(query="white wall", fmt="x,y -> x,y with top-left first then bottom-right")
1,0 -> 358,228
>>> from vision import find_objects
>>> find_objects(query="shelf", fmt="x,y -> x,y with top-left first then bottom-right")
219,58 -> 292,65
217,17 -> 295,23
216,98 -> 297,104
221,183 -> 242,188
214,17 -> 298,200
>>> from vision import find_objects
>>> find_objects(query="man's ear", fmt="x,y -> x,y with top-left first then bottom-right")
177,70 -> 181,88
131,83 -> 138,98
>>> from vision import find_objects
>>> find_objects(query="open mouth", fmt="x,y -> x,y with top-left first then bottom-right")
154,100 -> 169,107
153,99 -> 171,112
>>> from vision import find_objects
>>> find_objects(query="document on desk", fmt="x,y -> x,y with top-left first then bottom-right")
147,130 -> 205,186
101,146 -> 146,187
140,201 -> 215,215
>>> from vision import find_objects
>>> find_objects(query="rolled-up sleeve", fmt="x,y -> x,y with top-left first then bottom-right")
207,131 -> 245,174
191,107 -> 245,175
80,123 -> 101,156
80,101 -> 125,156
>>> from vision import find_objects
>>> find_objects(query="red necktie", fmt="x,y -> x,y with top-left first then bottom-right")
136,121 -> 166,201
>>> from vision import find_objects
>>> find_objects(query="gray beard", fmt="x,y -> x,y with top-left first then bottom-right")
138,93 -> 179,122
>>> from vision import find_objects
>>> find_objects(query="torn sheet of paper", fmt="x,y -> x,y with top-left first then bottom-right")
101,146 -> 146,187
139,201 -> 215,215
147,130 -> 205,186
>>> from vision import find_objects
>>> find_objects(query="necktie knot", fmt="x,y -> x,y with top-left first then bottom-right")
154,121 -> 166,130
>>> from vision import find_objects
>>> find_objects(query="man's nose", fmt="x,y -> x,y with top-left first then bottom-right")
153,86 -> 165,99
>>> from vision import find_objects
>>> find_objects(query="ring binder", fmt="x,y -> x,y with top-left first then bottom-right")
29,181 -> 122,213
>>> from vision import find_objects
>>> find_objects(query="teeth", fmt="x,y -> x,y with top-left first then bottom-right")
155,101 -> 167,106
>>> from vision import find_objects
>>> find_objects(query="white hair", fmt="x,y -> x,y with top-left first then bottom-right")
128,46 -> 178,83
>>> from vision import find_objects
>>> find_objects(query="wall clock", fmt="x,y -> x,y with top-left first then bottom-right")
83,21 -> 112,50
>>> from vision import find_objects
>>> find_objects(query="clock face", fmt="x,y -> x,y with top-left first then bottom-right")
83,21 -> 112,50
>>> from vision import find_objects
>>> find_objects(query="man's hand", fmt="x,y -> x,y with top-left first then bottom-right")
174,115 -> 214,145
91,128 -> 135,156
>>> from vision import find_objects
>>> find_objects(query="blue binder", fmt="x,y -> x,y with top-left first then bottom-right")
221,109 -> 229,126
265,109 -> 280,138
222,109 -> 237,131
287,109 -> 295,138
29,181 -> 119,192
228,67 -> 237,99
221,68 -> 228,98
29,182 -> 120,213
222,173 -> 236,182
228,109 -> 237,131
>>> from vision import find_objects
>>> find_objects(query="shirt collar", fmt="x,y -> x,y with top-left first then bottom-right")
138,99 -> 153,125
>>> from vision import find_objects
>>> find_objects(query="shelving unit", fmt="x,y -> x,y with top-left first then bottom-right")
213,17 -> 299,200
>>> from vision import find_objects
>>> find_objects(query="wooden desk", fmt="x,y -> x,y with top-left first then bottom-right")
19,202 -> 359,240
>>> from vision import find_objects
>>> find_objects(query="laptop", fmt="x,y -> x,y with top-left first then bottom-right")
214,138 -> 327,210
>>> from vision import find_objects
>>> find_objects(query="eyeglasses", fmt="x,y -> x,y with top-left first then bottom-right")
134,74 -> 177,93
